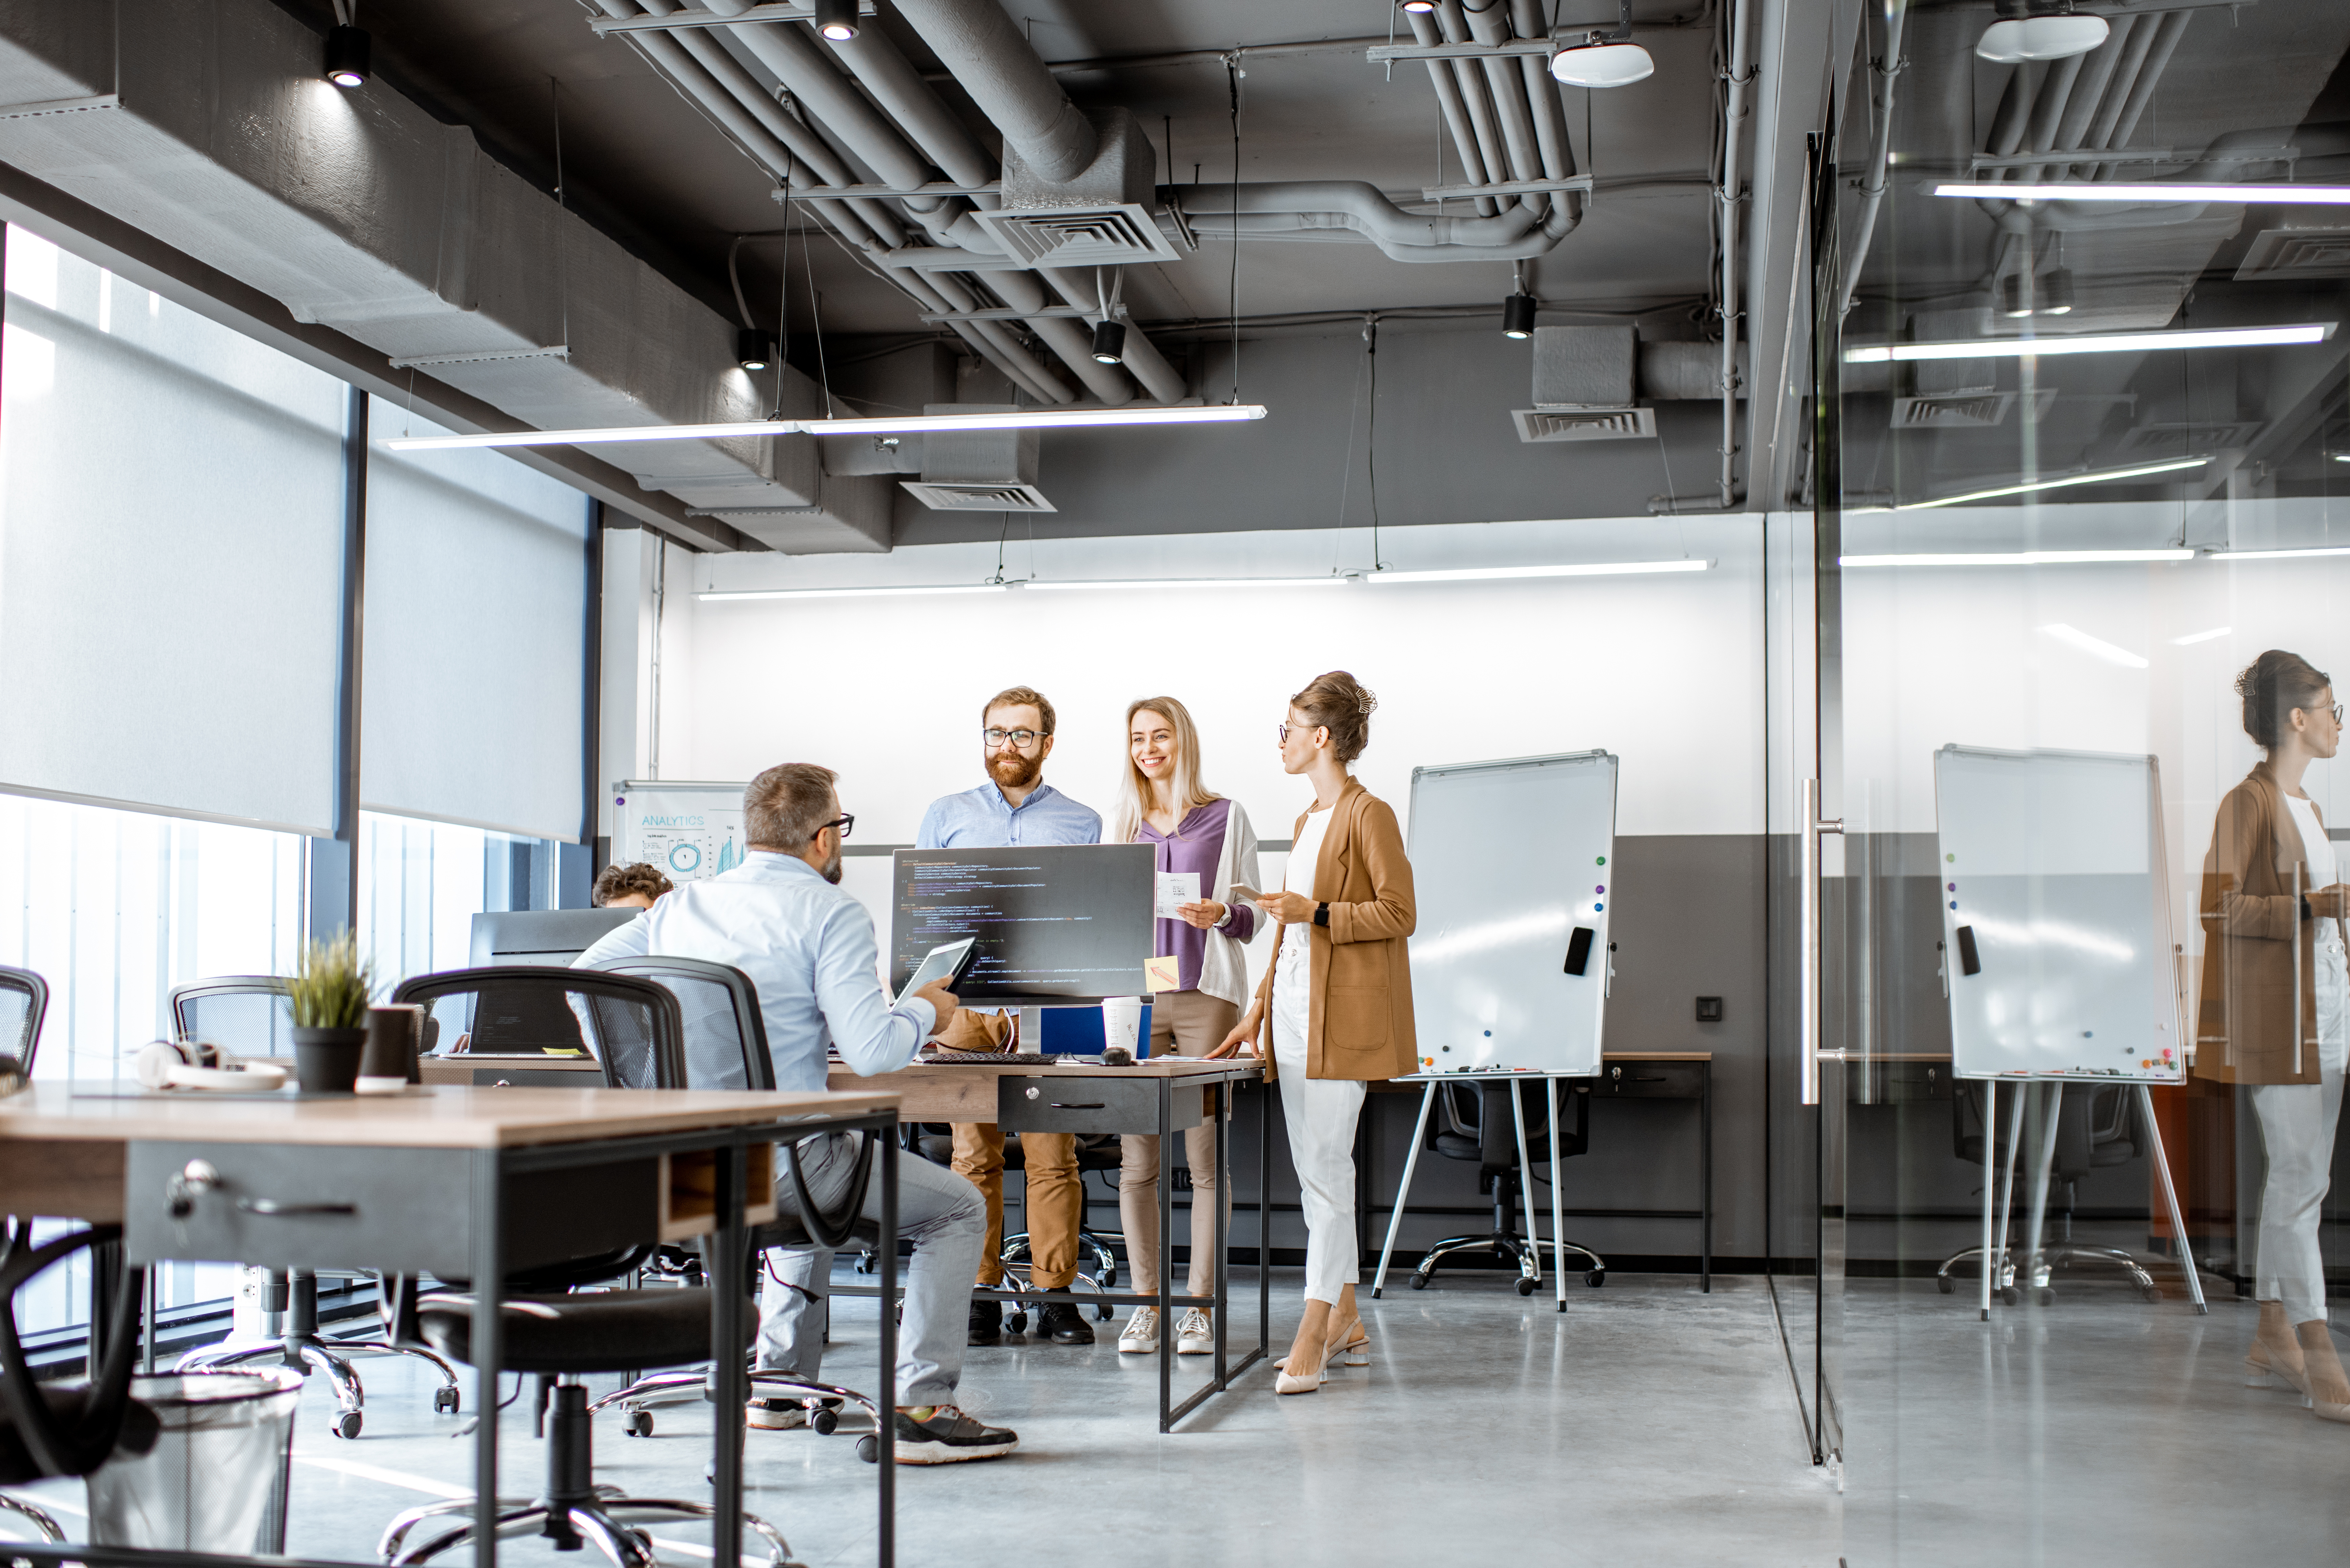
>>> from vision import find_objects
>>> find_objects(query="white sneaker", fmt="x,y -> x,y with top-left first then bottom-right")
746,1397 -> 808,1430
1175,1308 -> 1213,1355
1117,1306 -> 1160,1354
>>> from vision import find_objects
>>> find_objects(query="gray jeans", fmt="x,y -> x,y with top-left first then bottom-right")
758,1131 -> 985,1408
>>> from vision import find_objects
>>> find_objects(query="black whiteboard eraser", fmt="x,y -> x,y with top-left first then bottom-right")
1955,925 -> 1981,976
1564,926 -> 1596,976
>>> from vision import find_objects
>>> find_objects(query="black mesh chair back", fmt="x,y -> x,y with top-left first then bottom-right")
0,1223 -> 154,1482
388,967 -> 684,1091
168,976 -> 294,1057
1428,1081 -> 1590,1170
0,966 -> 47,1075
590,957 -> 776,1092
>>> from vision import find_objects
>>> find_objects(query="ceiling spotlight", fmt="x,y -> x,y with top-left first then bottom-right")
1502,292 -> 1537,339
1977,11 -> 2110,64
323,25 -> 370,88
1090,318 -> 1128,365
1999,273 -> 2032,318
813,0 -> 859,42
735,328 -> 774,372
2037,266 -> 2074,315
1551,34 -> 1654,88
1399,0 -> 1439,11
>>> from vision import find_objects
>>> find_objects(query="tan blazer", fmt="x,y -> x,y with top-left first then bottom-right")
1251,777 -> 1418,1081
2195,761 -> 2338,1086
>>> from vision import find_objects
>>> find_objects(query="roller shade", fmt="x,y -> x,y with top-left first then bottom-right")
361,403 -> 590,843
0,227 -> 344,834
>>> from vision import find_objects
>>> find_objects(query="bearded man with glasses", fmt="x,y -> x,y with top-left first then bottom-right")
916,686 -> 1104,1346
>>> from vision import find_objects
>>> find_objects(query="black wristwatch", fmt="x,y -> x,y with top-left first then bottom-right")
1314,902 -> 1331,928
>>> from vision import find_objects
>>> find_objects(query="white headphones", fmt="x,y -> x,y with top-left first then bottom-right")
134,1038 -> 288,1093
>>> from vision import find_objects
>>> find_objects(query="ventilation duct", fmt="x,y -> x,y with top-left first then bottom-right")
969,107 -> 1187,268
902,406 -> 1054,512
1512,408 -> 1658,442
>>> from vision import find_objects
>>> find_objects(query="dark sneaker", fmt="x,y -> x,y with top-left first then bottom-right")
891,1405 -> 1018,1464
1036,1301 -> 1095,1345
967,1297 -> 1002,1346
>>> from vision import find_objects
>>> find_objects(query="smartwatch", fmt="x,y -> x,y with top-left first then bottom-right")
1313,902 -> 1331,928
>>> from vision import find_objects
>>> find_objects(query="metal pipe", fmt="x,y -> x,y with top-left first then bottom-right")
1984,61 -> 2038,159
1411,9 -> 1500,218
1511,0 -> 1584,232
2083,16 -> 2159,152
1464,0 -> 1550,220
1179,181 -> 1546,247
1715,0 -> 1756,508
2103,11 -> 2190,152
2021,53 -> 2083,170
2051,16 -> 2131,171
890,0 -> 1097,181
919,271 -> 1073,403
818,23 -> 996,190
700,0 -> 941,205
985,268 -> 1137,403
1037,267 -> 1188,403
1437,0 -> 1520,216
1835,0 -> 1907,320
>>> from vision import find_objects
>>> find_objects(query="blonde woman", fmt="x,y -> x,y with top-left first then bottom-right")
1109,697 -> 1264,1357
1210,671 -> 1416,1395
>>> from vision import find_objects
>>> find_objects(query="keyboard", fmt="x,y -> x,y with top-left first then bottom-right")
922,1050 -> 1056,1065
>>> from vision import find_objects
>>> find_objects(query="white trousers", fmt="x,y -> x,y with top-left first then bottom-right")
2249,1065 -> 2346,1324
1271,1013 -> 1368,1306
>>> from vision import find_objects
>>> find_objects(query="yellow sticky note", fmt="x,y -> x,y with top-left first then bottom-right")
1144,955 -> 1180,993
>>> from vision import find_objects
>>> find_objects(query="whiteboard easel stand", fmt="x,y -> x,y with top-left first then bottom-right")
1967,1078 -> 2207,1319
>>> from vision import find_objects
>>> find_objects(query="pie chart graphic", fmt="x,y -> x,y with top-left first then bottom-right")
667,842 -> 702,874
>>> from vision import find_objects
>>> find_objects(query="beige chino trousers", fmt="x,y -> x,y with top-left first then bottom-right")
1117,988 -> 1237,1299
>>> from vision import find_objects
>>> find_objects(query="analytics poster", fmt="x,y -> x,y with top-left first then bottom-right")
613,782 -> 747,884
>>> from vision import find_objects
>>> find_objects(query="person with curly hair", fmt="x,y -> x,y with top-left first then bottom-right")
591,862 -> 673,911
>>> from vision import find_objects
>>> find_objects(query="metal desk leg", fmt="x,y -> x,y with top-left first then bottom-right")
2139,1084 -> 2208,1314
877,1128 -> 897,1553
711,1143 -> 748,1568
1258,1077 -> 1271,1360
1213,1082 -> 1230,1387
1992,1082 -> 2025,1309
1981,1081 -> 1999,1321
1372,1082 -> 1436,1298
1157,1077 -> 1174,1434
2024,1083 -> 2062,1297
1510,1082 -> 1541,1290
467,1149 -> 502,1568
1700,1061 -> 1713,1292
1547,1078 -> 1566,1313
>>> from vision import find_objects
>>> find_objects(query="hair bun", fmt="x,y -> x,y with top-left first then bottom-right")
1355,688 -> 1378,718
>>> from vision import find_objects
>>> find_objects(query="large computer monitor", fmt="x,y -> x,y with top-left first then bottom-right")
890,845 -> 1154,1004
452,909 -> 641,1056
469,909 -> 642,968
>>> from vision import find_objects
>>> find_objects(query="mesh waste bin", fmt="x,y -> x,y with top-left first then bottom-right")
84,1369 -> 301,1554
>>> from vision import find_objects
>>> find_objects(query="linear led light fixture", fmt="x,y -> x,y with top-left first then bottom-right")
1936,182 -> 2350,205
1363,559 -> 1714,582
2203,545 -> 2350,561
1024,577 -> 1344,592
383,404 -> 1270,452
700,584 -> 1010,602
1845,323 -> 2335,364
1840,549 -> 2195,568
1852,457 -> 2209,513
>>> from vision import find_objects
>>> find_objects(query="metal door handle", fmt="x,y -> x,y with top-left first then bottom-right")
235,1198 -> 359,1217
1048,1102 -> 1106,1111
1801,777 -> 1845,1106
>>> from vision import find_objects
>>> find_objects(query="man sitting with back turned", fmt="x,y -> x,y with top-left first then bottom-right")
576,763 -> 1016,1464
917,685 -> 1104,1347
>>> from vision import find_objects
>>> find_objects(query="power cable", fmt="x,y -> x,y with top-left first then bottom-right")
1365,316 -> 1385,569
1226,55 -> 1243,405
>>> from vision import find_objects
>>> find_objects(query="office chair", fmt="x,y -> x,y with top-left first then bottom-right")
1410,1080 -> 1608,1294
574,955 -> 885,1443
169,976 -> 463,1436
0,1222 -> 156,1546
1936,1081 -> 2162,1304
378,968 -> 793,1568
899,1128 -> 1118,1331
0,965 -> 47,1076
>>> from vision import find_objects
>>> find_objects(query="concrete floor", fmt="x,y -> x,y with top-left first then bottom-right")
19,1265 -> 2348,1567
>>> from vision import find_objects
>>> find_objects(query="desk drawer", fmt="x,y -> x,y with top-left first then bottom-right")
125,1142 -> 659,1278
996,1075 -> 1204,1135
1598,1062 -> 1706,1099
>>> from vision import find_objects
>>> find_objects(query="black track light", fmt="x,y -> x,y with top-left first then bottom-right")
736,328 -> 774,372
2038,266 -> 2074,316
324,25 -> 370,89
1502,292 -> 1538,340
1090,318 -> 1128,365
813,0 -> 859,42
1998,272 -> 2032,318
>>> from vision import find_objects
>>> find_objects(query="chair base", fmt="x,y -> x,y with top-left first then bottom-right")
1936,1243 -> 2160,1305
1411,1232 -> 1608,1296
179,1334 -> 461,1439
1001,1229 -> 1122,1289
587,1365 -> 881,1442
0,1490 -> 66,1544
380,1486 -> 797,1568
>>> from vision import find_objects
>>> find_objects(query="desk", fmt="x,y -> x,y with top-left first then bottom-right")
825,1056 -> 1265,1432
0,1082 -> 901,1568
1366,1051 -> 1714,1303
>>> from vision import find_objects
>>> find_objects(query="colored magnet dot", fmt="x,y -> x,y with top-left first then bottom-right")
1596,855 -> 1606,865
1947,883 -> 1957,892
1596,885 -> 1606,894
1946,853 -> 1956,863
1949,900 -> 1959,910
1594,902 -> 1604,912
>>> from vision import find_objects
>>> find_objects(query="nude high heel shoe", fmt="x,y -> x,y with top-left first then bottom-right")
1275,1319 -> 1369,1373
1275,1336 -> 1330,1395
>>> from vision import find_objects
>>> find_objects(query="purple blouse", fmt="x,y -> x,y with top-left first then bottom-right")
1136,798 -> 1257,993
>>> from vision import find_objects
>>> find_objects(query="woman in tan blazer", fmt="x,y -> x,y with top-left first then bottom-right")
2196,649 -> 2350,1419
1210,671 -> 1416,1394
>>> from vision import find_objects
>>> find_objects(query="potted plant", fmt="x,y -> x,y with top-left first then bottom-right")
288,932 -> 375,1094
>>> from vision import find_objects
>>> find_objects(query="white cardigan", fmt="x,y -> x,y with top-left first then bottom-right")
1195,800 -> 1266,1009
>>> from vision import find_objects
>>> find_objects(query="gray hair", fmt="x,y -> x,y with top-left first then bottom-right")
744,763 -> 838,849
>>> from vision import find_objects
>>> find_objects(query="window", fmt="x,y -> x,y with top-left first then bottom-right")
356,810 -> 562,990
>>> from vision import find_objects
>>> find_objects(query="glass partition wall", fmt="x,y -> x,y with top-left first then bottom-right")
1807,4 -> 2350,1558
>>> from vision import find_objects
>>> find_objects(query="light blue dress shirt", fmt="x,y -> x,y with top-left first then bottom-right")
916,781 -> 1102,849
574,851 -> 934,1093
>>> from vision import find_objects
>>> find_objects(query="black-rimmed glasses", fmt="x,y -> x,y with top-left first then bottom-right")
983,727 -> 1045,750
818,813 -> 855,840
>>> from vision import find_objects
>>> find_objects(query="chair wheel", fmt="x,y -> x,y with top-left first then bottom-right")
1096,1303 -> 1113,1321
331,1410 -> 362,1440
433,1386 -> 461,1414
624,1410 -> 653,1438
856,1435 -> 879,1464
2140,1284 -> 2163,1303
1999,1286 -> 2022,1306
2035,1287 -> 2055,1306
1408,1274 -> 1429,1291
1515,1277 -> 1537,1297
810,1406 -> 838,1436
1584,1270 -> 1605,1288
1007,1312 -> 1028,1333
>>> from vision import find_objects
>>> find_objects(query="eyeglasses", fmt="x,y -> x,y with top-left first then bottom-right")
818,813 -> 855,840
1276,721 -> 1325,743
982,727 -> 1045,750
2309,705 -> 2348,726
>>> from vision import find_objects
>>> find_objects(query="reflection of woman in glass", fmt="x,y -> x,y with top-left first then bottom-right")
2200,650 -> 2349,1420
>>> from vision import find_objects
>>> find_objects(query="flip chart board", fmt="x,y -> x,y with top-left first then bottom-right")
610,780 -> 747,884
1405,750 -> 1617,1075
1934,745 -> 2184,1082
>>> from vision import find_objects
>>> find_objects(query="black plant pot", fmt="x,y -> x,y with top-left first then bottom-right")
291,1027 -> 367,1094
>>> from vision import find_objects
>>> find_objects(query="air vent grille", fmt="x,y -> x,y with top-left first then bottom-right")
966,204 -> 1186,268
1511,408 -> 1656,443
2236,225 -> 2350,281
899,481 -> 1058,513
1890,391 -> 2054,429
2119,420 -> 2263,453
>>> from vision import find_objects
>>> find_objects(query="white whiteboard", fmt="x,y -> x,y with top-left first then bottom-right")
611,780 -> 747,884
1406,751 -> 1617,1075
1934,746 -> 2183,1082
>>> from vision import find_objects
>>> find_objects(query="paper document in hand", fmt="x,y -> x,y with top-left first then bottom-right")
1154,871 -> 1201,918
